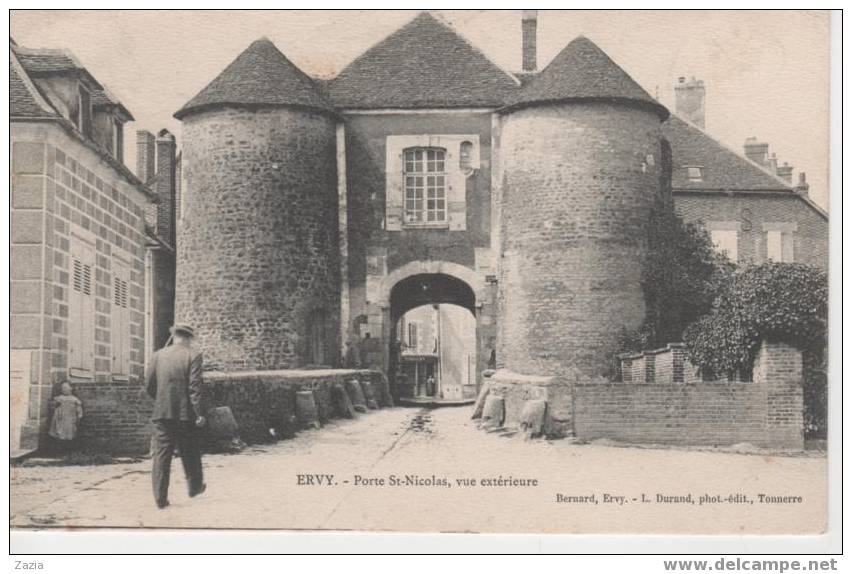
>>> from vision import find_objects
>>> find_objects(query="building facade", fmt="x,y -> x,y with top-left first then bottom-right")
10,41 -> 160,454
173,12 -> 828,401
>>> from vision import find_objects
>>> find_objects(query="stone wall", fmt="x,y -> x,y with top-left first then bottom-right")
11,125 -> 151,452
485,370 -> 574,437
203,369 -> 390,443
575,341 -> 804,449
177,107 -> 340,371
69,369 -> 389,454
497,102 -> 664,381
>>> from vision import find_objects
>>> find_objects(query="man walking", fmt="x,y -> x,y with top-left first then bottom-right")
145,324 -> 207,509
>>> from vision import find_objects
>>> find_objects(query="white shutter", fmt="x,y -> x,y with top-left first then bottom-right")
385,146 -> 403,231
112,259 -> 131,374
69,239 -> 95,372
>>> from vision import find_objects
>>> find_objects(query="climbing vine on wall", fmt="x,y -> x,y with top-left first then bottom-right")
683,262 -> 828,377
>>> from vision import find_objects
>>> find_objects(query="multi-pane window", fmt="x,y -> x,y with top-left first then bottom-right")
77,86 -> 92,137
408,323 -> 418,349
404,148 -> 446,224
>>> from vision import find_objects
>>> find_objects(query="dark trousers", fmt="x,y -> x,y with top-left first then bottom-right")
151,419 -> 204,506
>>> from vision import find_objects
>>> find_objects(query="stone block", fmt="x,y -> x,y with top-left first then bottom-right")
12,142 -> 45,175
346,379 -> 368,413
519,399 -> 547,438
295,390 -> 321,429
481,395 -> 504,429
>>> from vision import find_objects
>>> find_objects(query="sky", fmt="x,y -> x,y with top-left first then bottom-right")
10,10 -> 831,210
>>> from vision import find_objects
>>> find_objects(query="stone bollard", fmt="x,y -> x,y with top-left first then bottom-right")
332,382 -> 356,419
519,399 -> 547,438
481,395 -> 505,429
360,380 -> 380,410
471,380 -> 492,419
345,379 -> 368,413
204,406 -> 244,452
295,390 -> 321,429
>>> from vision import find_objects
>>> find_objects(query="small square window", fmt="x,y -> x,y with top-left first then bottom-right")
686,166 -> 704,181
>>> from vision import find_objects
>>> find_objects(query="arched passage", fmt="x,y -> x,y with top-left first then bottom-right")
385,271 -> 480,403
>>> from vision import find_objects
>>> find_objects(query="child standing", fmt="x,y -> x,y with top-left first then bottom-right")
49,382 -> 83,451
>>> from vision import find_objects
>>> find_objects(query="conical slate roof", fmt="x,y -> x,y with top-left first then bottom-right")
504,36 -> 668,119
327,12 -> 520,109
175,38 -> 333,119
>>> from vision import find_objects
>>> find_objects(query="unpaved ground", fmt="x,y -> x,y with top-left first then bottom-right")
10,407 -> 827,534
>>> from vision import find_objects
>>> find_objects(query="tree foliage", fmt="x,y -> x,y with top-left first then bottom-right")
683,262 -> 828,377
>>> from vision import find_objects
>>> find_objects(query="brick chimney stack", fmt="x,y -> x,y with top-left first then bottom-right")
155,129 -> 177,247
794,172 -> 809,197
522,10 -> 538,72
136,130 -> 156,184
744,137 -> 769,166
776,162 -> 794,184
674,76 -> 706,128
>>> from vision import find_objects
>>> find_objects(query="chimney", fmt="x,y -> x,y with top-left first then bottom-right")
521,10 -> 537,72
674,76 -> 706,128
743,137 -> 769,166
794,172 -> 810,197
155,129 -> 177,247
136,130 -> 156,184
776,162 -> 794,184
767,152 -> 778,173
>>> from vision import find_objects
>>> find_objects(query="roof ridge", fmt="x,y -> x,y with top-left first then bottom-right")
428,11 -> 520,86
671,115 -> 793,190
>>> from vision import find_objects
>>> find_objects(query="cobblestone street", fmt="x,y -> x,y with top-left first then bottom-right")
11,407 -> 826,534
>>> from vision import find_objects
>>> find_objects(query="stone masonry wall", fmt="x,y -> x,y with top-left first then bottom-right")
177,107 -> 340,371
497,102 -> 663,381
11,128 -> 150,451
203,369 -> 390,443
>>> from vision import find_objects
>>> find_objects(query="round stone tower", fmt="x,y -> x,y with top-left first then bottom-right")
497,36 -> 669,380
173,38 -> 340,371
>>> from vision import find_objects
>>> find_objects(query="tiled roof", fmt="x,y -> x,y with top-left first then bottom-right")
175,37 -> 333,119
505,36 -> 668,119
327,12 -> 520,109
664,116 -> 791,191
13,45 -> 102,89
10,57 -> 56,118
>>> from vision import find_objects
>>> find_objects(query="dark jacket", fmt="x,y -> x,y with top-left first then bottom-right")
145,343 -> 204,421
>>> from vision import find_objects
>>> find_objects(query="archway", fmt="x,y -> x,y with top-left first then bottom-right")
387,273 -> 479,403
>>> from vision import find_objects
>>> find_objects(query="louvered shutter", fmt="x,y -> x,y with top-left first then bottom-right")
112,260 -> 131,374
69,239 -> 95,371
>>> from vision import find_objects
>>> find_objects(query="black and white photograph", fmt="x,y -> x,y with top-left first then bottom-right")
8,8 -> 838,554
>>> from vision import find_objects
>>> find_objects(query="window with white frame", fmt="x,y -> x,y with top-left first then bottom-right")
710,229 -> 739,262
404,147 -> 446,224
766,229 -> 794,262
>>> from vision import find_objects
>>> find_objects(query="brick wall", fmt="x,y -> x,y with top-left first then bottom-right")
73,380 -> 153,454
203,369 -> 390,443
673,192 -> 827,270
575,341 -> 804,449
497,102 -> 663,381
177,107 -> 340,371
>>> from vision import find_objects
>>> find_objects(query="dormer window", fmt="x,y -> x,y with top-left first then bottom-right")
403,147 -> 446,224
685,166 -> 704,182
112,118 -> 124,163
77,85 -> 92,137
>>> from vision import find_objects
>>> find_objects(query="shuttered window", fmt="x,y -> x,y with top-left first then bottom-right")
766,230 -> 795,262
68,238 -> 95,372
112,259 -> 131,374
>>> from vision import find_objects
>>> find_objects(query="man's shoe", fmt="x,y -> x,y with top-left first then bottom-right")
156,500 -> 170,509
189,483 -> 207,498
